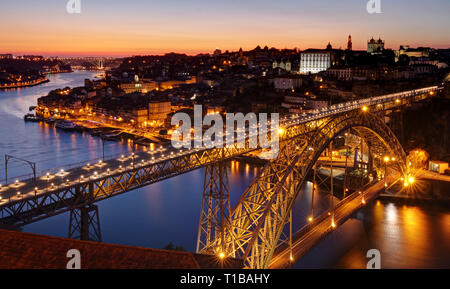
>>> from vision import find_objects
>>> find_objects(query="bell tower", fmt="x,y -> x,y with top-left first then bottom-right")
347,35 -> 352,51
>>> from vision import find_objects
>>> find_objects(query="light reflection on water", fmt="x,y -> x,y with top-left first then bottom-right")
0,71 -> 448,267
333,200 -> 450,269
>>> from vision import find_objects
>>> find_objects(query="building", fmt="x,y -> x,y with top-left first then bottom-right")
0,54 -> 13,59
396,46 -> 430,61
429,161 -> 449,174
367,38 -> 385,54
272,59 -> 292,72
273,76 -> 303,91
347,35 -> 352,51
305,99 -> 328,110
148,100 -> 171,126
281,96 -> 306,113
326,67 -> 353,81
119,81 -> 157,94
300,50 -> 331,74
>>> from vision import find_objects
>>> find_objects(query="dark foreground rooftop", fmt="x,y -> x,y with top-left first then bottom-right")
0,229 -> 243,269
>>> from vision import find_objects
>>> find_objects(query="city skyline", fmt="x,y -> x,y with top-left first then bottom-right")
1,0 -> 450,57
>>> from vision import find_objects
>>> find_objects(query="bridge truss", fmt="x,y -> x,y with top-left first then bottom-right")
0,86 -> 441,251
202,110 -> 407,268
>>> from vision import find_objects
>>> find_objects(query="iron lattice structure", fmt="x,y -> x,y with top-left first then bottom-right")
196,161 -> 231,253
0,146 -> 252,227
204,110 -> 407,268
0,86 -> 440,245
68,204 -> 102,242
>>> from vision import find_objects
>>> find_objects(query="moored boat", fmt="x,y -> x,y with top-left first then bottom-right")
55,120 -> 77,131
24,113 -> 42,122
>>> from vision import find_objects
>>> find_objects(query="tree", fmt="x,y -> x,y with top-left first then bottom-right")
162,241 -> 186,252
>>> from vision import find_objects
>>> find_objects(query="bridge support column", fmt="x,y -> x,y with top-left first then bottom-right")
196,161 -> 231,254
68,204 -> 102,242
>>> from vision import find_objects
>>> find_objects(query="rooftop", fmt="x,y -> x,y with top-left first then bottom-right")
0,229 -> 243,269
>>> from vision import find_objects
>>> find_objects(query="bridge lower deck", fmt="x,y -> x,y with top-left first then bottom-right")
269,178 -> 390,269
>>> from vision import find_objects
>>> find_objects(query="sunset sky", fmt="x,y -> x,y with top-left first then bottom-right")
1,0 -> 449,57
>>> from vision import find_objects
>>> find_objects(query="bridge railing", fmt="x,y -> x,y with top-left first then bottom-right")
274,179 -> 380,256
0,151 -> 129,185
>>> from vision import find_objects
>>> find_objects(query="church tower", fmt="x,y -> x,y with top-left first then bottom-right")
347,35 -> 352,51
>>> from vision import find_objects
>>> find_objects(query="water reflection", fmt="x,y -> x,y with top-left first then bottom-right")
333,200 -> 450,268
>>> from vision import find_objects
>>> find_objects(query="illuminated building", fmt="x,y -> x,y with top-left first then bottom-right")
367,37 -> 385,54
148,100 -> 172,127
300,50 -> 331,74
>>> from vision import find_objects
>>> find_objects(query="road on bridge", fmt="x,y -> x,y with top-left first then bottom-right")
269,177 -> 392,269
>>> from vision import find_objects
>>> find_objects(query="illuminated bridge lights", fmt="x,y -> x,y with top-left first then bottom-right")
0,86 -> 441,266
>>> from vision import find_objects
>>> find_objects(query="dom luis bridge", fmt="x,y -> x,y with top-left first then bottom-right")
0,85 -> 442,268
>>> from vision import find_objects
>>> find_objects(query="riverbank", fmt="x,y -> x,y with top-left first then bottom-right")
380,177 -> 450,205
0,77 -> 49,90
378,193 -> 450,207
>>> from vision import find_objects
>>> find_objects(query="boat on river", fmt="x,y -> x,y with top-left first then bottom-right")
55,120 -> 77,131
24,113 -> 42,122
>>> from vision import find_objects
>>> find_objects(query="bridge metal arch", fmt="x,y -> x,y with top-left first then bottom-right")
212,110 -> 407,268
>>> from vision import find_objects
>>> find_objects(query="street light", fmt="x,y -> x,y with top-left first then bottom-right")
383,156 -> 390,188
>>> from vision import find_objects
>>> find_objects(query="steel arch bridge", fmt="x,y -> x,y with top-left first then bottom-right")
200,110 -> 407,269
0,86 -> 440,263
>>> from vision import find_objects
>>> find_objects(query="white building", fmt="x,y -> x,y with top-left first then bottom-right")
300,51 -> 331,74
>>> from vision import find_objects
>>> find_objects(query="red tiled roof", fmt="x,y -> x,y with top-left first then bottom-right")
0,229 -> 242,269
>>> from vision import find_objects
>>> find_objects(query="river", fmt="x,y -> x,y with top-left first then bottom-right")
0,71 -> 448,268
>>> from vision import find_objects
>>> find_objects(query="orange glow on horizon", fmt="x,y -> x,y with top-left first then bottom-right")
1,1 -> 449,57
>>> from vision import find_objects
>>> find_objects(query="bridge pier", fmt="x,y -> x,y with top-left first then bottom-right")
196,161 -> 231,254
68,204 -> 102,242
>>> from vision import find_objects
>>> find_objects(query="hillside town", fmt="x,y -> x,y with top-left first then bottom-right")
28,36 -> 449,145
